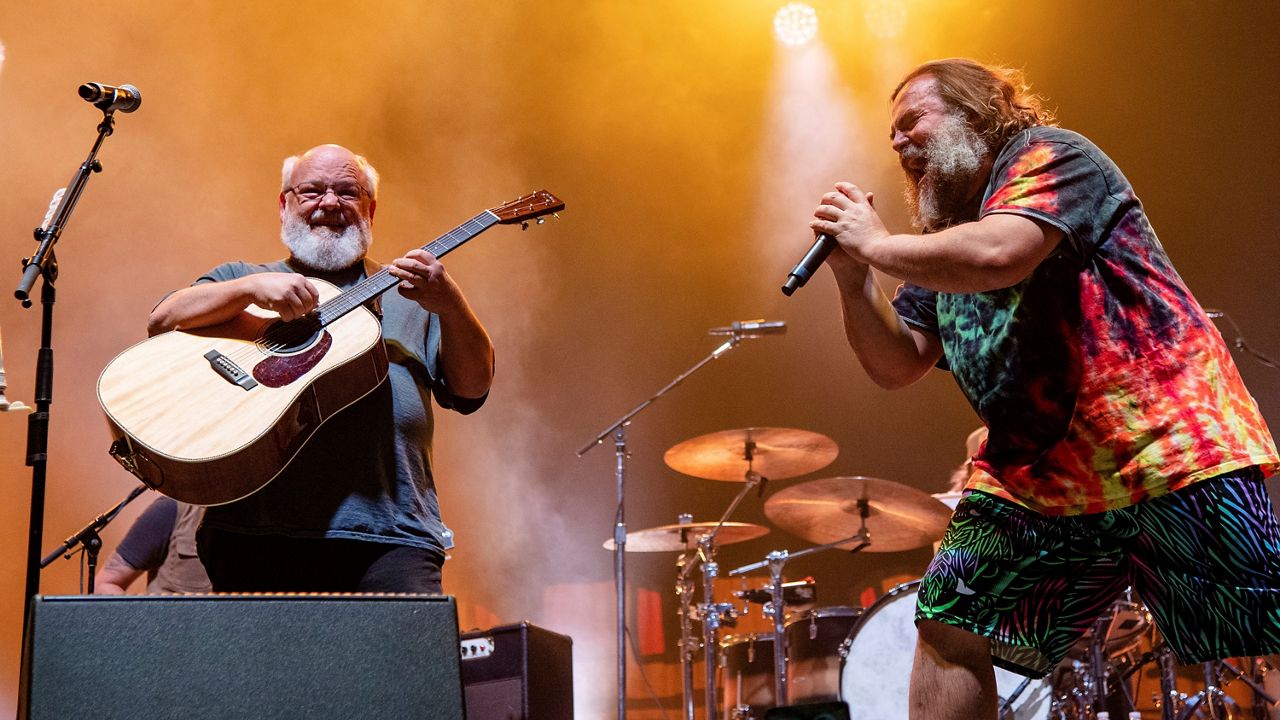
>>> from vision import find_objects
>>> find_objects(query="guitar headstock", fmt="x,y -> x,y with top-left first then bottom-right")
490,190 -> 565,226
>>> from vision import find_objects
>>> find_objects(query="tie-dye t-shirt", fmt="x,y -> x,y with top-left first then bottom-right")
892,126 -> 1277,515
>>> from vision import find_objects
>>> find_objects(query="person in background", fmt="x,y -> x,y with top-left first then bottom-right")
95,496 -> 211,595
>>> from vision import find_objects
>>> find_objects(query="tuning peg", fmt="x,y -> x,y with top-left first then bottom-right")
536,217 -> 545,225
521,221 -> 529,231
552,213 -> 560,220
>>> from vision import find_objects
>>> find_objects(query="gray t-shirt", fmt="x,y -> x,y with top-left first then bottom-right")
195,259 -> 486,553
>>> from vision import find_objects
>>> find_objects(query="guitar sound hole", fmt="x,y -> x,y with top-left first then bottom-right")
259,318 -> 323,356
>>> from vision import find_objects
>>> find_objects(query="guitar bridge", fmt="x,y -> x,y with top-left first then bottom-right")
204,350 -> 258,390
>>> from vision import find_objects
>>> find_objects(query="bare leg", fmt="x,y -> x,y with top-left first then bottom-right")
910,620 -> 999,720
1262,654 -> 1280,720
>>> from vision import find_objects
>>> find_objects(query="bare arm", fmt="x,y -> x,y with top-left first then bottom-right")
389,250 -> 495,399
812,183 -> 1064,293
94,552 -> 144,595
147,273 -> 321,336
827,252 -> 943,389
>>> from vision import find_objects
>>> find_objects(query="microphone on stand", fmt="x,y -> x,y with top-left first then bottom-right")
708,320 -> 787,338
781,234 -> 837,296
78,83 -> 142,113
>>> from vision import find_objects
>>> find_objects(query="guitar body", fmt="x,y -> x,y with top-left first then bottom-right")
97,278 -> 388,506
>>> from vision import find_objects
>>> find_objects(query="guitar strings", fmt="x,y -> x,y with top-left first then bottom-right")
214,216 -> 494,369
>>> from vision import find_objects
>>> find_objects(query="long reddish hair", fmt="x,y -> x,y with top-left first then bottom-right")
892,58 -> 1056,149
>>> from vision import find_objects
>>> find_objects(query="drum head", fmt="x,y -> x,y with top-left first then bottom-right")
839,581 -> 1053,720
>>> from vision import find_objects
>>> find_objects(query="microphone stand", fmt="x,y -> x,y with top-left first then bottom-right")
40,484 -> 150,592
13,105 -> 121,638
577,326 -> 766,720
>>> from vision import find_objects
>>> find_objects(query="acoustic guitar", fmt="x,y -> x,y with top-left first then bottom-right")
98,190 -> 563,506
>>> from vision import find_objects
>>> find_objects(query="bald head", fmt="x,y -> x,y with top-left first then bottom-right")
281,144 -> 380,199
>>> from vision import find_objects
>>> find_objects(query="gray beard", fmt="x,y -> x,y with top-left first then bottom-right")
902,114 -> 989,232
280,213 -> 372,272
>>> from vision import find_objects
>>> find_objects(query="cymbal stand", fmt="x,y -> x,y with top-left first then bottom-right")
675,545 -> 698,720
1087,612 -> 1112,715
1154,646 -> 1237,720
696,534 -> 730,720
730,498 -> 872,708
578,326 -> 763,720
679,462 -> 767,720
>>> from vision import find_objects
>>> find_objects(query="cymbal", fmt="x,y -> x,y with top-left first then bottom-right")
764,476 -> 952,552
602,521 -> 769,552
664,427 -> 838,481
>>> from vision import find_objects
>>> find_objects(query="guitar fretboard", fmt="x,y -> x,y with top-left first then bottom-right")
315,210 -> 500,326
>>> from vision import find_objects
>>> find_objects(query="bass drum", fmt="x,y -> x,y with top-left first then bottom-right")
839,581 -> 1053,720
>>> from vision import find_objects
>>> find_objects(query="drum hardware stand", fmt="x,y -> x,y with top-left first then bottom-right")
730,498 -> 872,708
678,462 -> 768,720
1153,643 -> 1205,720
579,324 -> 770,720
1049,603 -> 1149,720
1089,612 -> 1114,716
675,545 -> 700,720
998,676 -> 1034,718
1161,656 -> 1272,720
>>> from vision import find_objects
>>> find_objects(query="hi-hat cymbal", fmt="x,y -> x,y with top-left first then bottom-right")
764,476 -> 952,552
602,521 -> 770,552
664,427 -> 838,481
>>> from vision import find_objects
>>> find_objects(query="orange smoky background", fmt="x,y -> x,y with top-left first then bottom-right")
0,1 -> 1277,716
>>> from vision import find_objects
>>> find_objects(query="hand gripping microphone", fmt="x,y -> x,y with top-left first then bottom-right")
78,83 -> 142,113
781,234 -> 837,296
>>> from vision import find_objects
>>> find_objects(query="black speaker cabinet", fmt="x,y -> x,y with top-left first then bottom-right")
767,702 -> 851,720
460,622 -> 573,719
20,594 -> 465,720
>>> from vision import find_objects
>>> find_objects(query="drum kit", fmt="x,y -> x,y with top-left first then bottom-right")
609,427 -> 1280,720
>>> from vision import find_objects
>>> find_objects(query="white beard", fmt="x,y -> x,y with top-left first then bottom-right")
902,113 -> 990,232
280,212 -> 372,272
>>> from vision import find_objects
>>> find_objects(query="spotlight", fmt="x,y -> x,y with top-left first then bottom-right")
774,3 -> 819,47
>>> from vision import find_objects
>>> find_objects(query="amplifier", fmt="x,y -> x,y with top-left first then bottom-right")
460,622 -> 573,719
20,594 -> 464,720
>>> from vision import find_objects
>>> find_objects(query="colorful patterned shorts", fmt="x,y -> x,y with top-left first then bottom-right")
916,468 -> 1280,677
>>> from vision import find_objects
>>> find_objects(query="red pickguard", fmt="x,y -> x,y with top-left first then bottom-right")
252,332 -> 334,388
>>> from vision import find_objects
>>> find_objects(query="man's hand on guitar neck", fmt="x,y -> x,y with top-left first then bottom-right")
387,249 -> 494,400
148,273 -> 320,335
386,249 -> 467,315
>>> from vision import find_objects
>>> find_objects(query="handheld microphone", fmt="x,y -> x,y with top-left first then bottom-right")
708,320 -> 787,337
781,234 -> 837,296
78,83 -> 142,113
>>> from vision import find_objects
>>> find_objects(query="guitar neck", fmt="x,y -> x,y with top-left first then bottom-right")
315,210 -> 500,326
